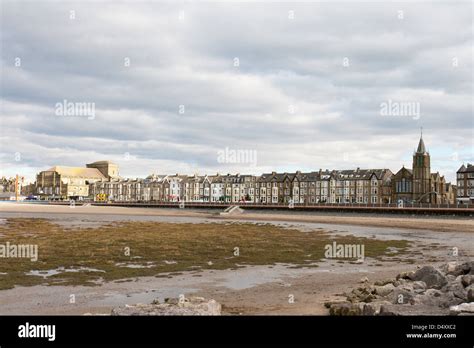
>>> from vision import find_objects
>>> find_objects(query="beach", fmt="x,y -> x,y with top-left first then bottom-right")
0,203 -> 472,315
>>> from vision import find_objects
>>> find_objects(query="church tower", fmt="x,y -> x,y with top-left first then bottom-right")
412,130 -> 431,203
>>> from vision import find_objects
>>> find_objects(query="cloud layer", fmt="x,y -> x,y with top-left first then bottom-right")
1,1 -> 472,182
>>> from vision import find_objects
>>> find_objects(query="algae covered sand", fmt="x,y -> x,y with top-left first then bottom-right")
0,218 -> 409,290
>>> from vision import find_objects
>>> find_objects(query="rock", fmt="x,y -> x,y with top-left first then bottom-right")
444,262 -> 460,275
374,279 -> 393,286
375,283 -> 395,297
379,304 -> 449,316
442,261 -> 473,276
362,301 -> 391,315
449,302 -> 474,316
111,296 -> 221,316
396,271 -> 415,280
444,281 -> 468,301
324,300 -> 345,309
467,288 -> 474,302
347,284 -> 377,303
360,276 -> 369,283
461,275 -> 473,287
392,279 -> 409,287
446,275 -> 456,282
412,281 -> 427,293
389,288 -> 415,305
329,302 -> 363,316
424,288 -> 443,297
331,262 -> 474,316
412,289 -> 463,308
469,262 -> 474,275
411,266 -> 447,289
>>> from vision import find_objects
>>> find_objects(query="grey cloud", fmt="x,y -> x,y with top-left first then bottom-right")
1,1 -> 472,183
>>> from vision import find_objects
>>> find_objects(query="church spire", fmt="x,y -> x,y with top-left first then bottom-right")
416,127 -> 426,154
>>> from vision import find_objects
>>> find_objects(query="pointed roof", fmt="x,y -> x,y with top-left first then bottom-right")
416,135 -> 427,154
415,127 -> 429,155
457,164 -> 466,173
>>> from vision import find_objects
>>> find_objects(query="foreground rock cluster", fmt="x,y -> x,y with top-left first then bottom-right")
327,261 -> 474,316
111,296 -> 221,316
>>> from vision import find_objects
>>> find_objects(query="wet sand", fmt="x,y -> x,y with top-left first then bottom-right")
1,202 -> 473,233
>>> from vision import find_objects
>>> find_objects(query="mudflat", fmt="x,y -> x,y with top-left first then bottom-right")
1,202 -> 473,233
0,203 -> 472,315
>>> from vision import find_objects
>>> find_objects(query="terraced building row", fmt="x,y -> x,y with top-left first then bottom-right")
32,135 -> 461,204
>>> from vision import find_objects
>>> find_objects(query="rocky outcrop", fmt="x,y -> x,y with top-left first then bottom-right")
111,296 -> 222,316
327,261 -> 474,316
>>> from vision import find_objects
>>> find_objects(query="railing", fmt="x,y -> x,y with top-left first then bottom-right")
82,201 -> 474,210
38,197 -> 474,210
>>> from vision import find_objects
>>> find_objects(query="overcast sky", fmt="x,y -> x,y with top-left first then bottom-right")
1,1 -> 472,183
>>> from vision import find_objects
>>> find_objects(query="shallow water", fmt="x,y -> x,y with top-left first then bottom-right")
26,267 -> 105,278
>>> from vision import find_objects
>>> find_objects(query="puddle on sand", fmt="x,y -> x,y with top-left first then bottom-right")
193,262 -> 377,291
26,267 -> 105,278
115,262 -> 156,269
82,262 -> 379,309
163,260 -> 177,265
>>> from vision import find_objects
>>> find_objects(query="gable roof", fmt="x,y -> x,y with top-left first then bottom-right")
394,166 -> 413,178
457,164 -> 474,173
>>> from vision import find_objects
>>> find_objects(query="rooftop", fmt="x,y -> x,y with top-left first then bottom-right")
45,166 -> 106,179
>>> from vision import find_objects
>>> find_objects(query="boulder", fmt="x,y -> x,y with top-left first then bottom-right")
374,279 -> 393,286
362,301 -> 391,315
444,262 -> 461,276
379,304 -> 449,316
329,262 -> 474,316
411,266 -> 447,289
389,288 -> 415,305
461,275 -> 473,287
467,287 -> 474,302
449,302 -> 474,316
412,289 -> 463,308
111,296 -> 221,316
375,283 -> 395,297
412,281 -> 427,293
329,302 -> 363,316
396,271 -> 415,280
442,261 -> 473,276
347,284 -> 376,303
443,281 -> 468,301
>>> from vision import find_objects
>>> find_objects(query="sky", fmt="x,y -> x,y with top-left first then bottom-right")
1,0 -> 473,183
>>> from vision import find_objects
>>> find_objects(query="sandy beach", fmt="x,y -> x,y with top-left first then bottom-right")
1,202 -> 473,233
0,202 -> 472,315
